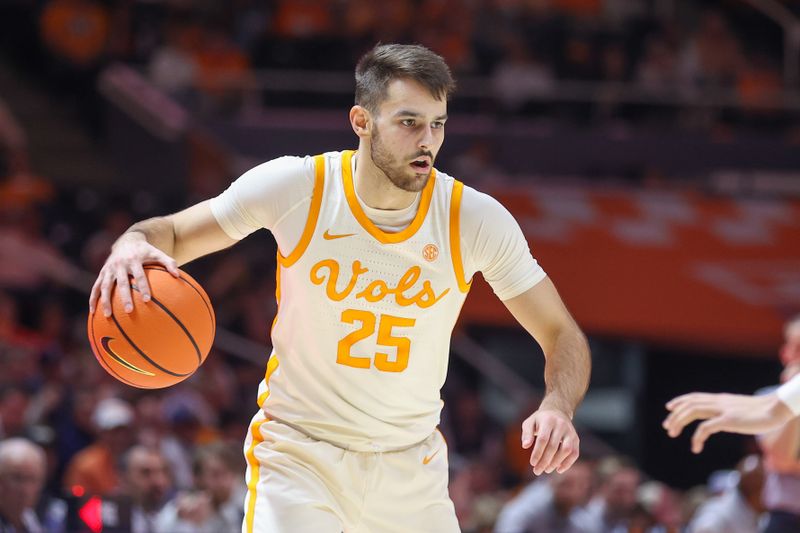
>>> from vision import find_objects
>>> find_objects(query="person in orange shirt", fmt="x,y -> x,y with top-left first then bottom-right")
63,397 -> 135,496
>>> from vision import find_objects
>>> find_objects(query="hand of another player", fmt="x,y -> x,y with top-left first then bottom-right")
663,392 -> 794,454
89,232 -> 179,317
521,408 -> 580,475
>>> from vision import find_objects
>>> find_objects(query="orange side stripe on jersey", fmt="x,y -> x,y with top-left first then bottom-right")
258,261 -> 282,408
278,154 -> 325,267
341,150 -> 435,244
449,180 -> 472,293
244,417 -> 269,533
257,354 -> 280,407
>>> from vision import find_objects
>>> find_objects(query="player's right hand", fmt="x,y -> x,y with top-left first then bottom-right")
89,232 -> 180,317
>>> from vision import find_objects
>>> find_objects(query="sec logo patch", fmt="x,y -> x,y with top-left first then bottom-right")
422,244 -> 439,262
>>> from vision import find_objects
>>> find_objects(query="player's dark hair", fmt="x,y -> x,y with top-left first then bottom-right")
355,44 -> 456,114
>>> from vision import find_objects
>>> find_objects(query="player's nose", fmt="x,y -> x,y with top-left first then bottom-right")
418,126 -> 435,150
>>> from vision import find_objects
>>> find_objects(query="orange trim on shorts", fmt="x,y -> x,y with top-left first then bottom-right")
449,181 -> 472,293
341,150 -> 435,244
278,154 -> 325,267
244,416 -> 269,533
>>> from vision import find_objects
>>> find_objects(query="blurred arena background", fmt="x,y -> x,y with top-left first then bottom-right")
0,0 -> 799,531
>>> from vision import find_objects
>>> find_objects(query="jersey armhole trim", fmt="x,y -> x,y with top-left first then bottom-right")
450,180 -> 472,293
277,154 -> 325,267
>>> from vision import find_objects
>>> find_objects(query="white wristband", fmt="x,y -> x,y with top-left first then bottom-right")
776,374 -> 800,416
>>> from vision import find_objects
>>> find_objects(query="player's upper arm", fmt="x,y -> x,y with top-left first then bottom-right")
167,200 -> 238,266
167,155 -> 314,266
459,185 -> 546,300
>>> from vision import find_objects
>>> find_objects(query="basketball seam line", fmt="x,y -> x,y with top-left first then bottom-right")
131,284 -> 204,366
143,265 -> 216,341
110,288 -> 193,377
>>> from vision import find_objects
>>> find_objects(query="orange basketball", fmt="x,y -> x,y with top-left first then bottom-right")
87,265 -> 215,389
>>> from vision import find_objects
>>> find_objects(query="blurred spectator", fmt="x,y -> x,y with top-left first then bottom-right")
147,20 -> 199,98
687,454 -> 764,533
445,388 -> 505,463
494,460 -> 595,533
0,386 -> 31,440
451,459 -> 508,533
193,24 -> 252,115
157,407 -> 201,492
779,315 -> 800,367
678,11 -> 742,95
736,54 -> 782,113
448,139 -> 506,189
585,456 -> 641,532
0,437 -> 65,532
271,0 -> 334,39
39,0 -> 111,134
491,37 -> 555,113
63,396 -> 135,497
637,481 -> 683,533
155,441 -> 244,532
635,36 -> 680,93
122,445 -> 172,533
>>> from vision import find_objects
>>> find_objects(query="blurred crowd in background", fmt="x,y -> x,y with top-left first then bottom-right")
1,0 -> 798,132
1,0 -> 799,531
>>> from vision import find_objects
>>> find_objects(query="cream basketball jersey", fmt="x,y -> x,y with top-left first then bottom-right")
258,150 -> 471,451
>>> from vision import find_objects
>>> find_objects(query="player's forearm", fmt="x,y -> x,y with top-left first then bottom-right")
538,326 -> 591,418
115,217 -> 177,257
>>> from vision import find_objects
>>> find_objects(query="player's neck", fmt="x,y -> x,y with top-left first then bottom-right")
352,152 -> 419,211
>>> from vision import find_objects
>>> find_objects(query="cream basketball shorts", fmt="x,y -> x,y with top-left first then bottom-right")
241,410 -> 460,533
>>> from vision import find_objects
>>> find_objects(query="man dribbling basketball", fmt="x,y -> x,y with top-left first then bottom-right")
89,44 -> 591,532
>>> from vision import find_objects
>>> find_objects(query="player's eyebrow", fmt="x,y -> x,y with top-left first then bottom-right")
394,110 -> 448,121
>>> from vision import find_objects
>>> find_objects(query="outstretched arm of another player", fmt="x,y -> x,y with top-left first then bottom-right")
89,200 -> 237,317
663,375 -> 800,454
503,277 -> 591,476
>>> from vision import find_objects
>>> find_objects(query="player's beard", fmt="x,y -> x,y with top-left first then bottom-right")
370,125 -> 433,193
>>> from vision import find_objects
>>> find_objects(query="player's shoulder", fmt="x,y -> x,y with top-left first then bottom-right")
434,169 -> 510,218
245,154 -> 311,175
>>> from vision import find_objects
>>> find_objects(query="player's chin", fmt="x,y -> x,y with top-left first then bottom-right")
408,169 -> 431,187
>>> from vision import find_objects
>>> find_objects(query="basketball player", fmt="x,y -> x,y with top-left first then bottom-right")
88,44 -> 591,532
664,315 -> 800,454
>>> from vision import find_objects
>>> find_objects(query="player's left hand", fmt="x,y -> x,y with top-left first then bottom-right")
521,408 -> 580,475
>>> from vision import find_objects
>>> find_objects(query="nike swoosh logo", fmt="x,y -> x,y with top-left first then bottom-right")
323,230 -> 356,240
422,449 -> 440,465
101,337 -> 156,376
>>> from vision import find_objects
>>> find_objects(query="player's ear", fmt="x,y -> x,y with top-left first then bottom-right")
350,105 -> 371,139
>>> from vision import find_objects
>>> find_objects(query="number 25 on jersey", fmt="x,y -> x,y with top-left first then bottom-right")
337,309 -> 415,372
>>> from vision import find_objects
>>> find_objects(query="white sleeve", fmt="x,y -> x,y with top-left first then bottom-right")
776,375 -> 800,416
460,185 -> 546,301
209,155 -> 314,241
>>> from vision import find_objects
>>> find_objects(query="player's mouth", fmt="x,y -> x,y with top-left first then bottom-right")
410,157 -> 431,172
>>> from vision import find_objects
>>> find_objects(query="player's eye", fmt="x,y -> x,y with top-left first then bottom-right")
431,121 -> 444,129
401,119 -> 416,127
